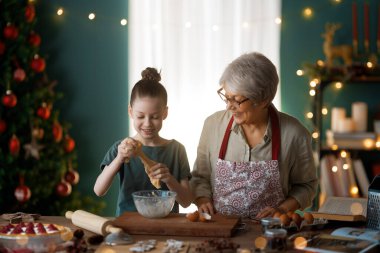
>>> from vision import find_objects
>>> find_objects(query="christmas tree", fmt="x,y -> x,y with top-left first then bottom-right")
0,0 -> 104,215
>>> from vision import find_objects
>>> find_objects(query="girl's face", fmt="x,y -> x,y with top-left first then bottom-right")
128,96 -> 168,141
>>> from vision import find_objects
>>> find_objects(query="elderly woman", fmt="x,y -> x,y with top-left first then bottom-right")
190,52 -> 318,219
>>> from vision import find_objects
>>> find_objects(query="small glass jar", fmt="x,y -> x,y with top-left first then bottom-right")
264,228 -> 287,251
260,217 -> 281,233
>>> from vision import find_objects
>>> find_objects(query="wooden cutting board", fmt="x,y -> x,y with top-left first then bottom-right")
113,212 -> 241,237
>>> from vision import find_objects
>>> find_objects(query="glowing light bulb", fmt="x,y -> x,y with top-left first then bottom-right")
306,112 -> 313,119
335,82 -> 343,89
322,107 -> 328,115
303,8 -> 313,19
296,69 -> 304,76
57,8 -> 64,16
88,13 -> 96,20
120,19 -> 128,26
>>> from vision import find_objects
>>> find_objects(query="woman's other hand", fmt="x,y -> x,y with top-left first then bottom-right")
195,197 -> 215,215
256,206 -> 281,219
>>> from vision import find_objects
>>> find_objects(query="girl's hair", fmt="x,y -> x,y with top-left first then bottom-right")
130,67 -> 168,106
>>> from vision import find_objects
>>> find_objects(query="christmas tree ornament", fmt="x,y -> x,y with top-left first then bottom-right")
32,127 -> 44,139
25,4 -> 36,22
0,41 -> 5,55
24,126 -> 44,159
2,90 -> 17,107
56,180 -> 72,197
65,160 -> 80,185
9,134 -> 20,156
13,68 -> 26,82
52,121 -> 63,142
64,135 -> 76,153
28,32 -> 41,47
37,103 -> 51,119
14,176 -> 31,203
30,55 -> 46,72
0,119 -> 6,133
3,23 -> 19,40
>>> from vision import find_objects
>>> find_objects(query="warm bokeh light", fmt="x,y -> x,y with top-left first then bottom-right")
120,19 -> 128,26
296,69 -> 304,76
306,112 -> 313,119
350,186 -> 359,196
335,82 -> 343,89
275,17 -> 282,24
57,8 -> 64,16
322,107 -> 328,115
332,165 -> 338,173
343,163 -> 349,170
331,144 -> 339,150
309,89 -> 316,96
340,150 -> 347,158
303,7 -> 313,18
312,132 -> 319,139
317,60 -> 325,67
366,62 -> 374,68
363,139 -> 375,149
350,202 -> 364,215
88,13 -> 96,20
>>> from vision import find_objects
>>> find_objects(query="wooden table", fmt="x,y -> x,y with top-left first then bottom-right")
0,215 -> 349,252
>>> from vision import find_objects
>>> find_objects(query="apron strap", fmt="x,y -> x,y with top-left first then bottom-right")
218,104 -> 281,160
218,116 -> 234,159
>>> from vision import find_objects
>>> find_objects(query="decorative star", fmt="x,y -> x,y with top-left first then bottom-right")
24,138 -> 44,160
36,73 -> 58,95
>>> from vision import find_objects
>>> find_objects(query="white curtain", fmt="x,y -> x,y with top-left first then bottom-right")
129,0 -> 282,169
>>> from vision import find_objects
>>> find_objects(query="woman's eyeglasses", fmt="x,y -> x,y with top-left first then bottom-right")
217,88 -> 250,107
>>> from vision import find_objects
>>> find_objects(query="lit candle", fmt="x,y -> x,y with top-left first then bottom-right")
352,2 -> 358,54
364,2 -> 369,53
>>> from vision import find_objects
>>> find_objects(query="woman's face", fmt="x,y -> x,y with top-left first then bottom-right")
128,96 -> 167,141
223,87 -> 263,125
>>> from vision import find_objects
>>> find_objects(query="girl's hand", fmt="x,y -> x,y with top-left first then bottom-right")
117,137 -> 138,162
148,163 -> 173,184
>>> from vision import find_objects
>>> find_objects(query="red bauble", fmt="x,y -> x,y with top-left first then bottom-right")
64,136 -> 75,153
15,185 -> 32,203
65,170 -> 80,185
56,181 -> 72,197
3,24 -> 19,40
0,41 -> 5,55
13,68 -> 26,82
28,32 -> 41,47
25,5 -> 36,22
9,134 -> 20,156
37,105 -> 51,120
30,56 -> 46,72
0,119 -> 6,133
52,121 -> 63,142
2,91 -> 17,107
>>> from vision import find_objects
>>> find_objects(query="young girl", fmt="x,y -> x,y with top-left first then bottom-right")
94,67 -> 194,216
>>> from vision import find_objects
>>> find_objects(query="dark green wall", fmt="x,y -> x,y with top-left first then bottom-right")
281,0 -> 380,130
37,0 -> 128,216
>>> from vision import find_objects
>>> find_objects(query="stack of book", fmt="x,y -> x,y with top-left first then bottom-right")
326,130 -> 376,149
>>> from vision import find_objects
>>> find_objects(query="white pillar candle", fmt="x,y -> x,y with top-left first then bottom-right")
352,102 -> 368,132
337,117 -> 355,133
331,107 -> 346,132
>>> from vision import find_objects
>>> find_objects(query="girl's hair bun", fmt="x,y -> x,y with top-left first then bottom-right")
141,67 -> 161,82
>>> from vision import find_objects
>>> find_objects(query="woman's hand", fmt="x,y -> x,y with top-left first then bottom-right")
195,197 -> 216,215
256,206 -> 282,219
148,163 -> 174,184
117,137 -> 138,162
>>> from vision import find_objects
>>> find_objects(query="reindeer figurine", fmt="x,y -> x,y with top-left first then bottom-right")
322,23 -> 353,68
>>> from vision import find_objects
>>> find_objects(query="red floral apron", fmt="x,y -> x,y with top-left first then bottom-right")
213,105 -> 285,218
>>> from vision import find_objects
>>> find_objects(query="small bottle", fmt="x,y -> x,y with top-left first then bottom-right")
260,217 -> 281,233
264,228 -> 287,251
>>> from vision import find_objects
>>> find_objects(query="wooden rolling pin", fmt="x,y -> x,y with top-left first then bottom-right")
65,210 -> 122,235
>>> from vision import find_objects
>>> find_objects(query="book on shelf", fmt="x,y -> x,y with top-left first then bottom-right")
312,196 -> 367,222
297,233 -> 379,253
326,130 -> 377,149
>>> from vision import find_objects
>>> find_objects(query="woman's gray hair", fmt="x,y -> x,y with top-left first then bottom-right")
219,52 -> 279,105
